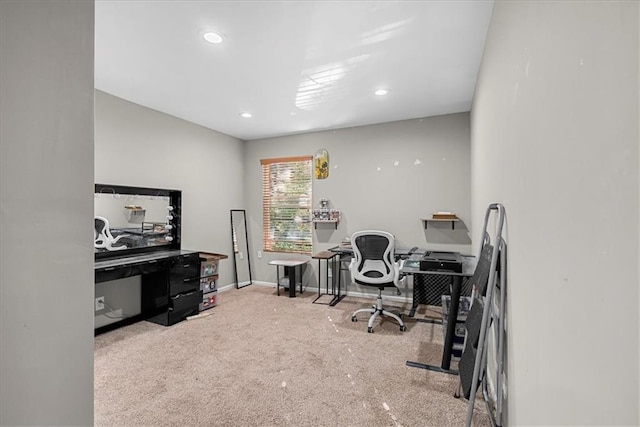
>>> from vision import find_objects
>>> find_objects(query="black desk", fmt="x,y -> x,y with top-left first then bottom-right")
327,246 -> 423,306
401,254 -> 475,375
328,246 -> 418,258
95,250 -> 186,281
95,249 -> 202,334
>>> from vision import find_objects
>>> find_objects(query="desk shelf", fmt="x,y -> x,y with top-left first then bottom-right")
422,218 -> 459,230
312,219 -> 339,229
312,208 -> 340,229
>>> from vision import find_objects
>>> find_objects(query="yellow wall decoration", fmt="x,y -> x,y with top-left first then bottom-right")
314,148 -> 329,179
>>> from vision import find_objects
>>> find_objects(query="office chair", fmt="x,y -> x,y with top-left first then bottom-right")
349,230 -> 406,333
94,216 -> 129,251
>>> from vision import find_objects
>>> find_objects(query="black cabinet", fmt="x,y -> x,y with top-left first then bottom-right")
143,252 -> 202,326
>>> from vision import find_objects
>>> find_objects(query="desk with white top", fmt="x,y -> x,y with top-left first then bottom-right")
269,259 -> 308,297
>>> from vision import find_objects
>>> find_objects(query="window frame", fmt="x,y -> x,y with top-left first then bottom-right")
260,155 -> 313,255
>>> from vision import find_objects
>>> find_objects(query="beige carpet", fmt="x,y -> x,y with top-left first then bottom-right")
95,285 -> 490,426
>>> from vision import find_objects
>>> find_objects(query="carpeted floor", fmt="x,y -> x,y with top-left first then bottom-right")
95,285 -> 490,426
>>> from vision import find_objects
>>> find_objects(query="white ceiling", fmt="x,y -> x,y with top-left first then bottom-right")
95,1 -> 494,141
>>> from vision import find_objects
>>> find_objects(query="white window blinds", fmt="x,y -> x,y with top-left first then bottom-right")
261,156 -> 312,254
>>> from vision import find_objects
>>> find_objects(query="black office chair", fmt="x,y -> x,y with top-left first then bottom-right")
349,230 -> 406,333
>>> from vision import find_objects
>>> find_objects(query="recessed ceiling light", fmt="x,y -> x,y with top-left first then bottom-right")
203,32 -> 223,44
375,89 -> 389,96
240,112 -> 252,118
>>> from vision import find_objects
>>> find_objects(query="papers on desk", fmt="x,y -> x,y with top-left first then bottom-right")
339,237 -> 351,250
339,243 -> 352,250
404,259 -> 420,269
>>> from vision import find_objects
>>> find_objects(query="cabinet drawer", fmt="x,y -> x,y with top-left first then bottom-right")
169,253 -> 200,281
96,258 -> 170,283
147,289 -> 202,327
170,277 -> 199,296
169,290 -> 202,316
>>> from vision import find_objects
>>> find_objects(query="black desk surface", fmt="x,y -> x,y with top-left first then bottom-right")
328,246 -> 425,257
94,249 -> 197,270
329,246 -> 475,273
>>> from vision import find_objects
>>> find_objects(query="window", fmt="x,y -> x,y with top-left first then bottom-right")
261,156 -> 312,254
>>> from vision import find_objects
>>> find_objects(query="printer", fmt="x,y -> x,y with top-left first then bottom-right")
419,251 -> 463,273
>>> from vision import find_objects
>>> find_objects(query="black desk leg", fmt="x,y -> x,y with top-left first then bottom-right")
287,266 -> 296,298
406,275 -> 462,376
299,265 -> 303,295
441,276 -> 462,370
328,258 -> 333,295
329,255 -> 346,306
316,259 -> 324,298
405,360 -> 457,375
313,258 -> 331,304
409,275 -> 419,317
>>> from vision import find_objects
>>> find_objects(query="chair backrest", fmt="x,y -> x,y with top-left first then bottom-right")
94,216 -> 129,251
349,230 -> 398,287
94,216 -> 112,248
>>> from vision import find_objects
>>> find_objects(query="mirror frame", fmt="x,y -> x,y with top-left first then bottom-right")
230,209 -> 253,288
95,183 -> 181,260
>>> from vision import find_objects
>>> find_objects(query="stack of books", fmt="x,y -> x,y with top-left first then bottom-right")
339,237 -> 352,250
432,211 -> 457,220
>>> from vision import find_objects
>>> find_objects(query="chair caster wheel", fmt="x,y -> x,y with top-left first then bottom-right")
351,316 -> 357,322
367,327 -> 374,333
400,325 -> 407,332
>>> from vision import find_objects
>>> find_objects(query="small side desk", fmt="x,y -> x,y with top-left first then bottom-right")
327,246 -> 353,306
401,254 -> 476,375
312,251 -> 345,306
269,259 -> 308,297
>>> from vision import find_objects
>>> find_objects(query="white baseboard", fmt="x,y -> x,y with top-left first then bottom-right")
218,281 -> 274,293
252,280 -> 276,288
219,281 -> 412,304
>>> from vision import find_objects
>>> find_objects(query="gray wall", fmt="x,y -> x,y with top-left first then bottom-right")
472,1 -> 639,425
244,113 -> 471,294
4,2 -> 635,424
0,1 -> 95,425
95,91 -> 245,288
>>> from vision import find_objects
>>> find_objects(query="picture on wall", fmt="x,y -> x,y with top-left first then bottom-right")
314,148 -> 329,179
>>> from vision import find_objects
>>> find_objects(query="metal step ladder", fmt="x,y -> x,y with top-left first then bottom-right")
456,203 -> 507,427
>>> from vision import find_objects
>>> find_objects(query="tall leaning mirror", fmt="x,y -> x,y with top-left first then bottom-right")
230,209 -> 253,289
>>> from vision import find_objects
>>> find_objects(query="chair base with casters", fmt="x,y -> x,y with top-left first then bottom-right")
351,288 -> 406,333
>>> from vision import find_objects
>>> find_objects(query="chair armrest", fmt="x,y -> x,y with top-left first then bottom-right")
348,257 -> 356,282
